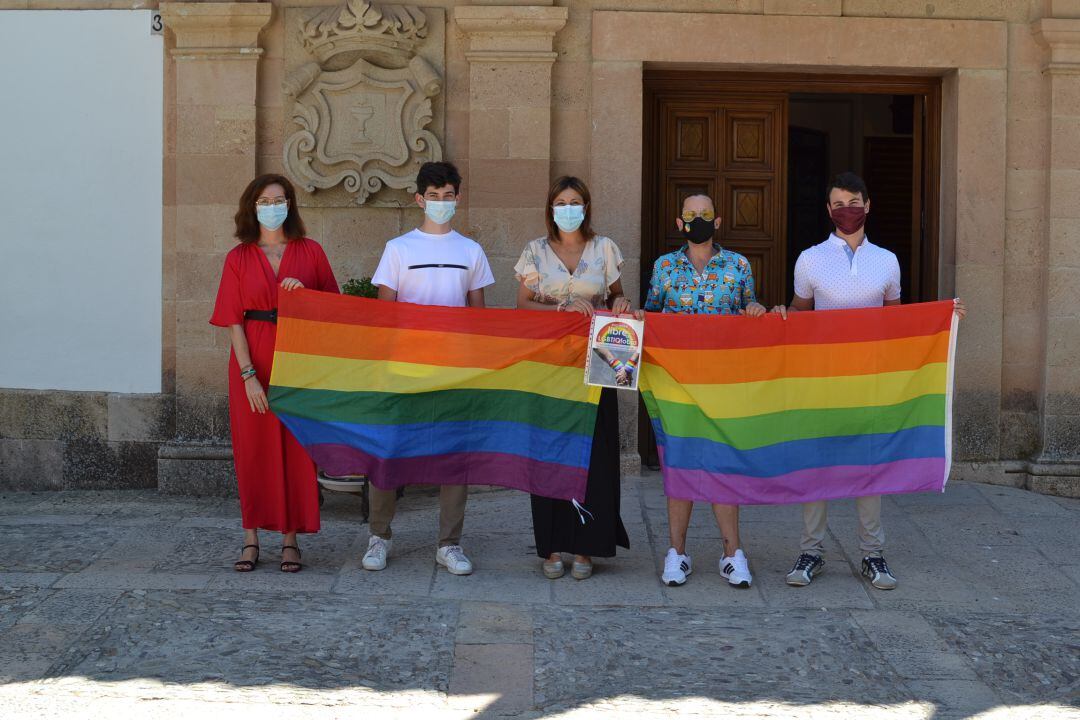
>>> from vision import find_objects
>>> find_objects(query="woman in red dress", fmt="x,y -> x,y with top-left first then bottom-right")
210,174 -> 339,572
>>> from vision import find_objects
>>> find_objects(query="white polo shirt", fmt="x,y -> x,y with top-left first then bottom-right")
793,233 -> 901,310
372,228 -> 495,307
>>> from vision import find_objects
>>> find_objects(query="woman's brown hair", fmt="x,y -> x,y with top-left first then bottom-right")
545,175 -> 596,243
234,174 -> 307,243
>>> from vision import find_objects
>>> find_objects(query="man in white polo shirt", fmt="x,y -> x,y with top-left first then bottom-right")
773,171 -> 963,591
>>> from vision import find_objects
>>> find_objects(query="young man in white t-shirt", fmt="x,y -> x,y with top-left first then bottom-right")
772,172 -> 963,591
362,161 -> 495,576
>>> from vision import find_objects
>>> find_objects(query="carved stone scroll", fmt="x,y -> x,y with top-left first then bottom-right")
283,0 -> 445,207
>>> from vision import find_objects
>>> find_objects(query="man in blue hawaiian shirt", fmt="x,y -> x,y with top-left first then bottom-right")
645,194 -> 766,591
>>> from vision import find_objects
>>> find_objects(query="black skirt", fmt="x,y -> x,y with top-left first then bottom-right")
531,388 -> 630,558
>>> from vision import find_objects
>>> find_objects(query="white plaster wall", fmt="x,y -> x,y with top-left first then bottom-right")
0,11 -> 163,393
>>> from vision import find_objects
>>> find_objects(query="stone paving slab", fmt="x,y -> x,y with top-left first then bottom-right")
0,479 -> 1078,718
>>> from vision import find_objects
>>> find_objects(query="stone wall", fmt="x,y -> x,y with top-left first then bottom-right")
2,0 -> 1078,497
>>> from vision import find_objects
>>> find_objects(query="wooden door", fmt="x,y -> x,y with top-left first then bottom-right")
645,94 -> 788,307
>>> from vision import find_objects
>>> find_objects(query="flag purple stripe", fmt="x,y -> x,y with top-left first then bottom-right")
659,452 -> 947,505
308,443 -> 588,501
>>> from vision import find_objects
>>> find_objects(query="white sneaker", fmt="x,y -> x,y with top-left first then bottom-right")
436,545 -> 473,575
720,549 -> 752,588
661,548 -> 692,586
362,535 -> 390,571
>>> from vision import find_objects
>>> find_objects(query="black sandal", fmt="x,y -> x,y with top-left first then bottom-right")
281,544 -> 302,573
234,544 -> 260,572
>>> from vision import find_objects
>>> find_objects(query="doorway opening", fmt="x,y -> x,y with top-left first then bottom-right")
639,70 -> 942,466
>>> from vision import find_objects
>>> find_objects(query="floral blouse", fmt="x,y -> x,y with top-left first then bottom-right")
514,235 -> 624,308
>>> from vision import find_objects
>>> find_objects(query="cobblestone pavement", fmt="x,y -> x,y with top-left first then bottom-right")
1,477 -> 1078,719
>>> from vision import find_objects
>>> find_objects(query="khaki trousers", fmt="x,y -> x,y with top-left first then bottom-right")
800,495 -> 885,557
369,485 -> 467,547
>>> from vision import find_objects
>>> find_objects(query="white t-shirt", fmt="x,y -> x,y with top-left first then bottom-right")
371,228 -> 495,307
793,233 -> 901,310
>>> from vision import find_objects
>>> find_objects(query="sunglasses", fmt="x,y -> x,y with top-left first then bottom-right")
681,209 -> 715,223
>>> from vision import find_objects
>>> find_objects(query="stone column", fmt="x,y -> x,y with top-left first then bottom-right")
158,2 -> 272,495
1033,15 -> 1080,495
454,4 -> 568,308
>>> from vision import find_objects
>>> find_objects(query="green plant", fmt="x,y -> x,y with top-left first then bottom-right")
341,277 -> 379,298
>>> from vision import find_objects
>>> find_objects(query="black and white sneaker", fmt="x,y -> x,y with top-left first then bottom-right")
719,549 -> 752,588
785,552 -> 825,586
861,555 -> 897,590
661,548 -> 692,586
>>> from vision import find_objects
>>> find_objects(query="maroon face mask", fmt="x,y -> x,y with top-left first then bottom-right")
830,206 -> 867,235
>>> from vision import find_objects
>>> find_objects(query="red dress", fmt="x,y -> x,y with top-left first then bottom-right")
210,238 -> 339,533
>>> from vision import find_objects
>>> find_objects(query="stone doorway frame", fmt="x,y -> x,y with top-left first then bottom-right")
589,10 -> 1008,467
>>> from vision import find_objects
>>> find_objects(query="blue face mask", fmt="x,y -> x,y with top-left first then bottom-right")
256,203 -> 288,231
552,204 -> 585,233
423,199 -> 456,225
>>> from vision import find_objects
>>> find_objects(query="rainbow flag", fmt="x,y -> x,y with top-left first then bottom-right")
641,301 -> 957,505
268,290 -> 601,501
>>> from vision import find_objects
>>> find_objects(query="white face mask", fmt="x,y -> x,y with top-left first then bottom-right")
423,199 -> 456,225
552,204 -> 585,233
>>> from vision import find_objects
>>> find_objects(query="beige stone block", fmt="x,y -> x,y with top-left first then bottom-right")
1046,364 -> 1080,400
1002,313 -> 1043,365
256,107 -> 284,159
467,207 -> 548,258
318,208 -> 402,264
175,203 -> 235,254
176,300 -> 217,349
552,109 -> 589,162
175,347 -> 228,396
1007,114 -> 1050,172
445,109 -> 469,159
257,154 -> 285,177
955,70 -> 1007,266
469,62 -> 552,111
1004,217 -> 1047,266
508,107 -> 551,160
163,154 -> 177,208
1002,361 -> 1043,397
176,60 -> 259,108
1047,314 -> 1080,366
469,159 -> 551,208
1048,266 -> 1080,308
446,60 -> 471,113
953,263 -> 1005,387
1009,17 -> 1050,68
469,108 -> 509,159
177,104 -> 257,156
840,0 -> 1024,21
1049,169 -> 1080,218
1049,218 -> 1080,266
256,56 -> 284,110
0,1 -> 30,8
765,0 -> 840,14
1004,265 -> 1047,317
590,62 -> 643,255
551,160 -> 590,184
176,251 -> 228,304
261,15 -> 285,60
1051,116 -> 1080,169
1051,75 -> 1080,116
552,61 -> 590,109
591,11 -> 1008,69
175,154 -> 256,206
1006,169 -> 1048,219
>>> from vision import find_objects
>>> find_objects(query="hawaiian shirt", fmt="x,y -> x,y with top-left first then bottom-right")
644,244 -> 757,315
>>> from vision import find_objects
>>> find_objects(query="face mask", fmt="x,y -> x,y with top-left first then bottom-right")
423,199 -> 456,225
256,203 -> 288,231
552,204 -> 585,233
830,206 -> 867,235
683,216 -> 715,245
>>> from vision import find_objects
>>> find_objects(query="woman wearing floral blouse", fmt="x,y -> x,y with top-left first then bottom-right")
515,176 -> 633,580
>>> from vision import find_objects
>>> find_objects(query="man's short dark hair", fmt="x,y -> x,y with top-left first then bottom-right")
416,161 -> 462,195
826,172 -> 868,203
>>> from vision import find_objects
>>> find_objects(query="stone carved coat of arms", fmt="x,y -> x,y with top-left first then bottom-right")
283,0 -> 445,206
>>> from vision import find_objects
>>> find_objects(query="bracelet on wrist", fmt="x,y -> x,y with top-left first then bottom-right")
240,367 -> 257,381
